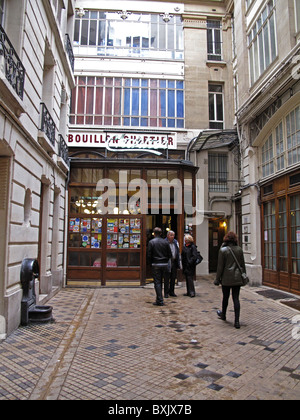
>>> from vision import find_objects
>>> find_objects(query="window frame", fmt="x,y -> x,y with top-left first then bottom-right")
260,104 -> 300,180
208,153 -> 228,192
207,19 -> 223,61
208,84 -> 224,130
70,76 -> 185,129
73,11 -> 184,60
248,0 -> 277,85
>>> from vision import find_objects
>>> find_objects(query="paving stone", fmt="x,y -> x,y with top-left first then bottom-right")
0,278 -> 299,400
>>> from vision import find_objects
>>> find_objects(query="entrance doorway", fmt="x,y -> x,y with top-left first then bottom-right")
209,219 -> 227,272
146,213 -> 178,279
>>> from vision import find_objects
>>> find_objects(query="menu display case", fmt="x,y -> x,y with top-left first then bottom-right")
107,218 -> 141,249
67,214 -> 142,283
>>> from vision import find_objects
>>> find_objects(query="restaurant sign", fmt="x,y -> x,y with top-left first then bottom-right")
67,132 -> 177,155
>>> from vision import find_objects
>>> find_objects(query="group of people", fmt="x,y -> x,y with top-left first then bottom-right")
147,228 -> 247,329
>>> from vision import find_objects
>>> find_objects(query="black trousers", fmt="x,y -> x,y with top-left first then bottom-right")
185,274 -> 195,296
165,261 -> 177,295
152,265 -> 169,304
222,285 -> 241,322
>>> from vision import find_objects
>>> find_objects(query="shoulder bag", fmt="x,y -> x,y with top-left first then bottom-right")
227,247 -> 249,286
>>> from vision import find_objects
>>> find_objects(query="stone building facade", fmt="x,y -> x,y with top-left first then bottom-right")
0,0 -> 75,338
231,0 -> 300,294
67,0 -> 239,286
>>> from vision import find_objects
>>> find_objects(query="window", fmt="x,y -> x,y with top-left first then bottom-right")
278,198 -> 288,272
290,194 -> 300,274
70,76 -> 184,129
262,134 -> 274,177
287,106 -> 300,166
208,84 -> 224,129
261,104 -> 300,179
74,11 -> 184,60
208,153 -> 228,192
276,122 -> 285,171
263,200 -> 276,270
248,0 -> 277,85
207,20 -> 222,61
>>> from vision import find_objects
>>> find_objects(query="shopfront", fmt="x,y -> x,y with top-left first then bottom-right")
261,169 -> 300,295
66,134 -> 198,286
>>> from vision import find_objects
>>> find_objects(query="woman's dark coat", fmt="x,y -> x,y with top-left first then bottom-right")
181,243 -> 197,276
215,243 -> 246,287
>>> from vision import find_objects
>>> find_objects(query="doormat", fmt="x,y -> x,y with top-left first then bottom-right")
256,289 -> 293,300
281,300 -> 300,311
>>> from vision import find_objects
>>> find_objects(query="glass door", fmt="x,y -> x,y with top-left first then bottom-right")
105,216 -> 142,284
68,216 -> 103,284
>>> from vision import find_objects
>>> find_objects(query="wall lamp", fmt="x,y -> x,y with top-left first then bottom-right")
118,10 -> 132,20
160,13 -> 173,22
76,8 -> 86,18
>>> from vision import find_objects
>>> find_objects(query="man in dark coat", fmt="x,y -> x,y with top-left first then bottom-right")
164,230 -> 181,297
147,227 -> 172,306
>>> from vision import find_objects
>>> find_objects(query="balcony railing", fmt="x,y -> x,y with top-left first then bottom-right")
65,33 -> 74,72
0,24 -> 25,100
40,103 -> 56,146
59,134 -> 70,167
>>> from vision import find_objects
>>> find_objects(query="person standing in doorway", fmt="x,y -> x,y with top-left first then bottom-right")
214,231 -> 246,329
164,230 -> 181,298
147,227 -> 172,306
181,234 -> 197,297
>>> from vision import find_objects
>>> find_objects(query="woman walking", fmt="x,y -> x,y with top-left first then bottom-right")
214,231 -> 247,329
181,234 -> 198,297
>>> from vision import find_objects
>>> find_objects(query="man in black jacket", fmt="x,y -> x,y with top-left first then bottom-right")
147,227 -> 172,306
164,231 -> 181,298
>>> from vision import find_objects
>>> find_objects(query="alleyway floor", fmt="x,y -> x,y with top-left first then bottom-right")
0,276 -> 299,400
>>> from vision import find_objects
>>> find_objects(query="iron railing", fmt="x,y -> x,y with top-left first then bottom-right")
65,33 -> 74,72
40,102 -> 56,146
59,134 -> 70,167
0,24 -> 25,100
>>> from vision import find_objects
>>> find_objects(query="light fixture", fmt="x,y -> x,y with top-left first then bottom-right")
161,13 -> 173,23
77,8 -> 86,18
118,10 -> 131,20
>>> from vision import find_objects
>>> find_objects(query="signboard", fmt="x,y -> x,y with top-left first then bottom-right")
67,132 -> 177,154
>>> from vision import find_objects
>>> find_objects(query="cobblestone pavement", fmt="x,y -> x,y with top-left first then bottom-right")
0,276 -> 300,400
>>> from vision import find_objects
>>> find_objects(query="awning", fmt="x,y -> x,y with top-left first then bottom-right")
186,129 -> 238,159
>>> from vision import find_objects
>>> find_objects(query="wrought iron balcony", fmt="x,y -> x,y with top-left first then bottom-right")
0,24 -> 25,100
65,33 -> 74,72
58,134 -> 70,168
40,103 -> 56,146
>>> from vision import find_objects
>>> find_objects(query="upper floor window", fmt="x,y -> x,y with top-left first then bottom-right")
208,153 -> 228,192
262,134 -> 274,178
261,104 -> 300,178
208,84 -> 224,129
287,105 -> 300,166
248,0 -> 277,85
207,20 -> 222,61
74,11 -> 184,60
70,76 -> 184,129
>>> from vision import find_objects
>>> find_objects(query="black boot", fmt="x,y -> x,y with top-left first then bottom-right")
217,310 -> 226,321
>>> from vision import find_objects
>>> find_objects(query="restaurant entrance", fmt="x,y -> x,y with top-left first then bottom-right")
66,149 -> 197,287
145,213 -> 179,280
